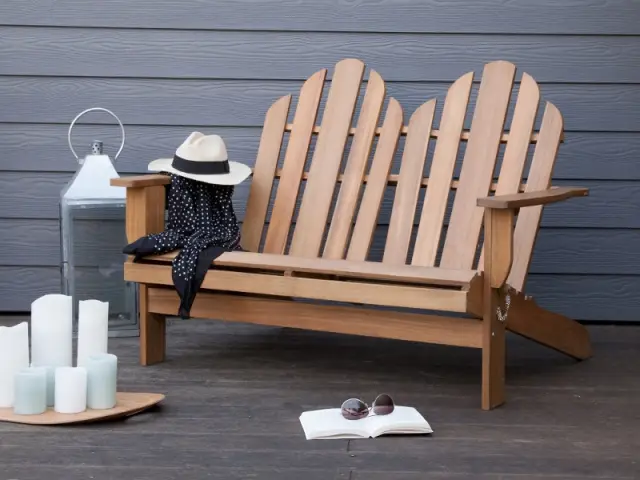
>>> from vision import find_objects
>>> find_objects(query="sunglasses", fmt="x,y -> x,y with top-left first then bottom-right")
340,393 -> 395,420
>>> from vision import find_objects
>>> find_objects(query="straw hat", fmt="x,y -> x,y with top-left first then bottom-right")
148,132 -> 251,185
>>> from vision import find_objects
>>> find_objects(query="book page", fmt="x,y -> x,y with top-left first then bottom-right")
299,408 -> 370,440
299,406 -> 433,439
365,406 -> 433,438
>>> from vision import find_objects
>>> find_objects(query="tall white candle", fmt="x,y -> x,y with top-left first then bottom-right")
31,294 -> 73,368
76,299 -> 109,367
54,367 -> 87,414
0,322 -> 30,407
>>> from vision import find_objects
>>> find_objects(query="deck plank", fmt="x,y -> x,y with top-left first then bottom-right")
0,317 -> 638,479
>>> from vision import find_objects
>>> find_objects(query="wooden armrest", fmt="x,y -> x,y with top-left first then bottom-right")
477,186 -> 588,210
111,174 -> 170,188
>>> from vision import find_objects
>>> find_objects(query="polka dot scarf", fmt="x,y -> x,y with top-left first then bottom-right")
123,174 -> 242,318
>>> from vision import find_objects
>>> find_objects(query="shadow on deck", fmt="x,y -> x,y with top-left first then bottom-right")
0,316 -> 638,479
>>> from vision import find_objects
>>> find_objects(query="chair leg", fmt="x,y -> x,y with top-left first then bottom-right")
139,285 -> 166,366
482,285 -> 507,411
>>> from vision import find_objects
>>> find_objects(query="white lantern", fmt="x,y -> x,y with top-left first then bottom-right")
59,107 -> 138,338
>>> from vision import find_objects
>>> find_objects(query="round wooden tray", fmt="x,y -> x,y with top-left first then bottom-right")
0,392 -> 165,425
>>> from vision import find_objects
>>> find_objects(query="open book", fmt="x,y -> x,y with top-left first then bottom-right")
299,406 -> 433,440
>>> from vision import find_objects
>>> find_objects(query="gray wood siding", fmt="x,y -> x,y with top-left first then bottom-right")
1,0 -> 638,321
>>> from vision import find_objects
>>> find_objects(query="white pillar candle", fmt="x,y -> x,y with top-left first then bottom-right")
76,299 -> 109,367
0,322 -> 30,407
13,367 -> 47,415
86,353 -> 117,410
43,366 -> 56,407
31,294 -> 73,368
54,367 -> 87,414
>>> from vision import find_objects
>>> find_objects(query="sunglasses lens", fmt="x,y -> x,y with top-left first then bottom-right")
372,393 -> 394,415
341,398 -> 369,420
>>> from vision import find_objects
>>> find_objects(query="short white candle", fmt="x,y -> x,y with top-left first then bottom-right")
54,367 -> 87,414
86,353 -> 118,410
77,299 -> 109,367
31,294 -> 73,368
13,367 -> 47,415
0,322 -> 30,407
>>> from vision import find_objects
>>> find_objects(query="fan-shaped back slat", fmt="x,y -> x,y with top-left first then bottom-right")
508,102 -> 563,291
411,72 -> 473,267
383,100 -> 436,265
477,73 -> 540,268
263,69 -> 326,254
246,59 -> 564,294
440,61 -> 516,270
346,98 -> 404,261
323,69 -> 386,259
290,58 -> 366,257
241,95 -> 291,252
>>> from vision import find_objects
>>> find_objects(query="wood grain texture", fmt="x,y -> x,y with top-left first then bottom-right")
263,69 -> 326,254
149,289 -> 483,348
0,319 -> 638,479
508,102 -> 565,291
2,124 -> 639,181
1,78 -> 639,132
0,392 -> 164,425
323,69 -> 385,260
412,72 -> 473,267
0,266 -> 125,312
241,95 -> 291,252
367,226 -> 640,276
384,100 -> 435,264
0,173 -> 637,229
347,98 -> 404,261
440,60 -> 515,270
4,220 -> 639,276
289,59 -> 365,257
1,0 -> 638,34
1,1 -> 639,330
2,26 -> 640,82
478,187 -> 588,209
0,264 -> 638,321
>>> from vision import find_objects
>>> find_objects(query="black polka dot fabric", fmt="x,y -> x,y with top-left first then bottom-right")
123,174 -> 242,318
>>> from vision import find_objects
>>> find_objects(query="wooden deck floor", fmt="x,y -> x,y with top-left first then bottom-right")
0,317 -> 638,479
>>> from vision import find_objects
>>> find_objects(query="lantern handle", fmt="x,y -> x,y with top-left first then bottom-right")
68,107 -> 125,162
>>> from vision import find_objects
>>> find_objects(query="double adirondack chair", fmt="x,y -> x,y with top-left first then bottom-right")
113,58 -> 592,410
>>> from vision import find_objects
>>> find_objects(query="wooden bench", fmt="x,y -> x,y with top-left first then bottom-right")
112,58 -> 592,410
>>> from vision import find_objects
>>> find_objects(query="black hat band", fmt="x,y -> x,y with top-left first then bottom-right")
171,155 -> 230,175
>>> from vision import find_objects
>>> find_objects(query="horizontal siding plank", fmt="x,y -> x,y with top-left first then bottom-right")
0,265 -> 636,321
1,0 -> 637,35
367,226 -> 640,276
525,274 -> 640,322
0,125 -> 262,174
0,172 -> 635,228
0,266 -> 125,312
4,218 -> 638,276
1,77 -> 638,132
3,126 -> 639,181
2,27 -> 639,83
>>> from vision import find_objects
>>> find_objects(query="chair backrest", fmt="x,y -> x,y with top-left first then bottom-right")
242,58 -> 564,292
